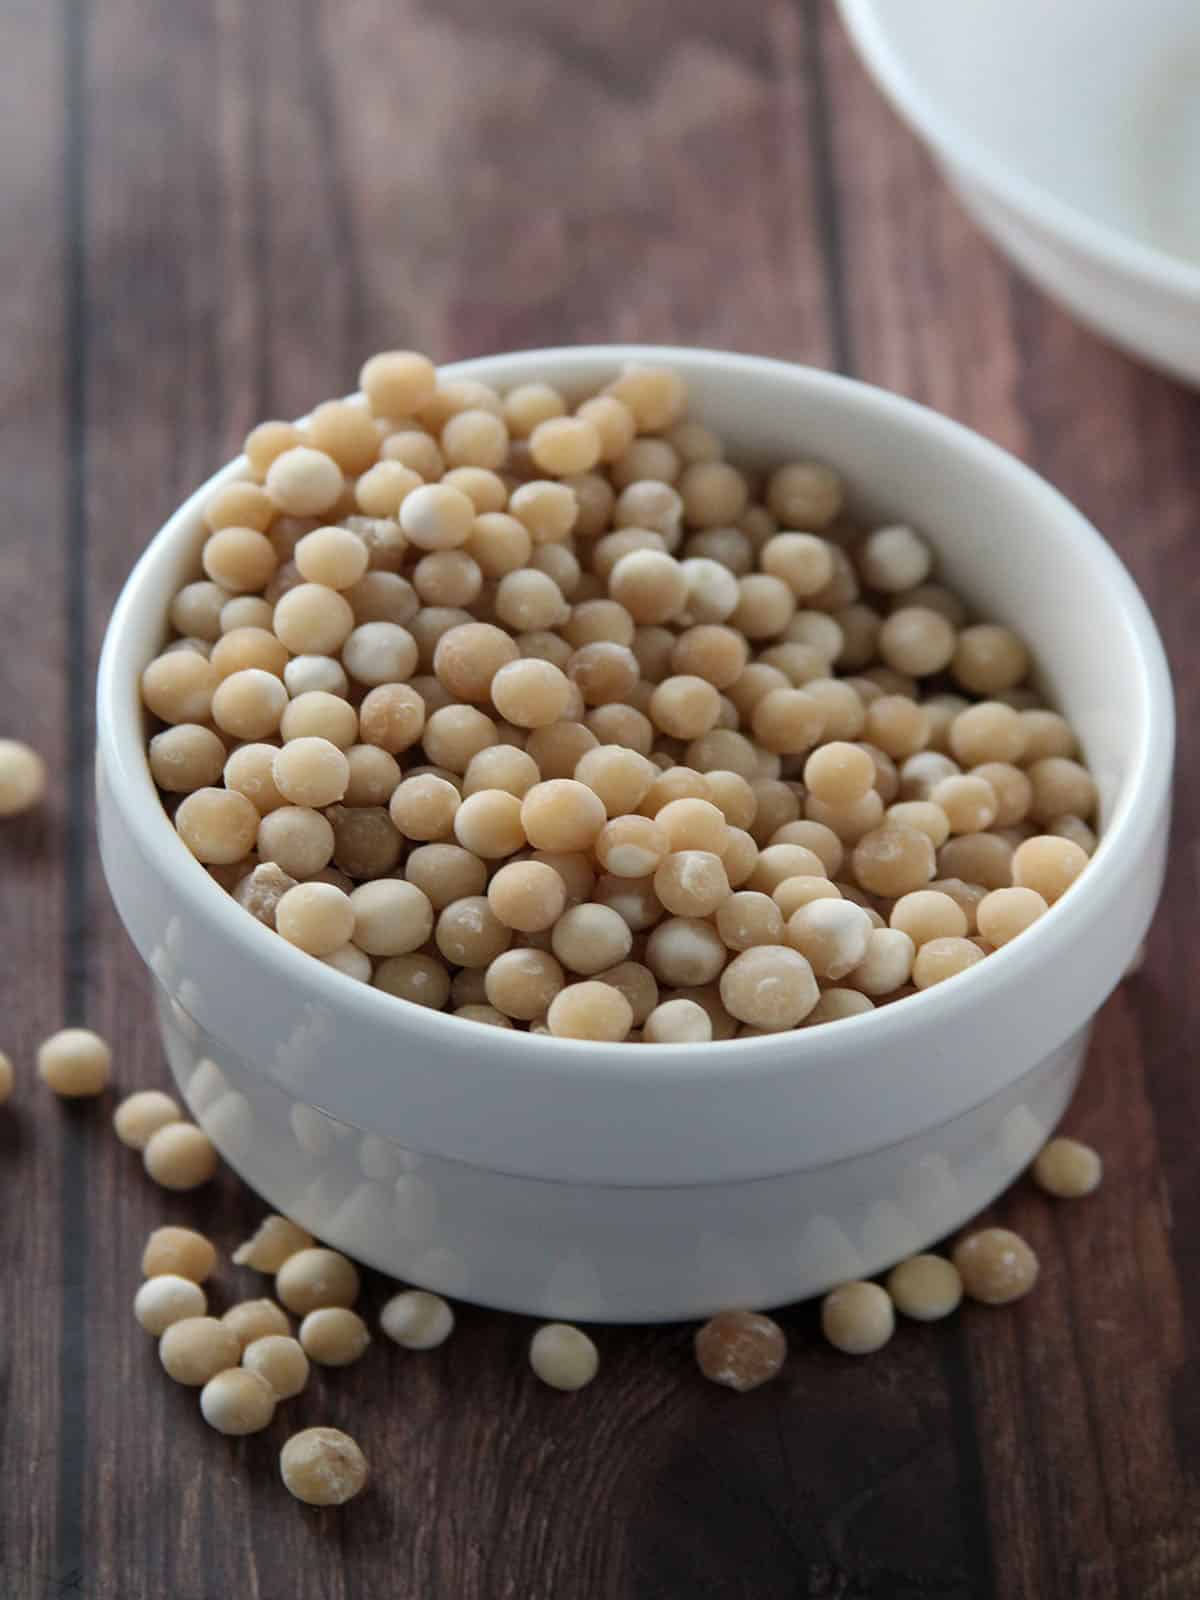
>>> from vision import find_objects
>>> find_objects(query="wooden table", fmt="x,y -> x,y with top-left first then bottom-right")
3,3 -> 1197,1595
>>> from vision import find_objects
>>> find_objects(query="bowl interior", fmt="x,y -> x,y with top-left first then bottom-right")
842,0 -> 1200,275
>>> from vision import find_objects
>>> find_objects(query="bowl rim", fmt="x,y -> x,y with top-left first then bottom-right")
97,343 -> 1174,1086
837,0 -> 1200,303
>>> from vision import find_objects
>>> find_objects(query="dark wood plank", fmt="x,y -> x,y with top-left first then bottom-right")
0,5 -> 73,1597
821,11 -> 1200,1600
0,0 -> 1198,1596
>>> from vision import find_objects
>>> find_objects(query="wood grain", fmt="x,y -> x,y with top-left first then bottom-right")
0,1 -> 1197,1596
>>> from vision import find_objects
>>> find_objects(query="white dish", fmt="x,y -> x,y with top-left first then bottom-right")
838,0 -> 1200,386
96,346 -> 1173,1321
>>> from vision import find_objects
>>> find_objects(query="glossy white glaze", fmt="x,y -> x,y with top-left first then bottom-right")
839,0 -> 1200,386
97,347 -> 1174,1319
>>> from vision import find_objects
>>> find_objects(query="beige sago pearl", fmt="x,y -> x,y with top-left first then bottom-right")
529,1323 -> 599,1390
804,987 -> 875,1025
1032,1136 -> 1102,1198
245,418 -> 301,474
405,842 -> 486,909
953,1228 -> 1039,1304
889,889 -> 968,945
360,349 -> 436,417
765,459 -> 842,528
265,446 -> 344,516
487,861 -> 566,933
280,1427 -> 369,1507
852,824 -> 935,898
715,890 -> 784,951
205,480 -> 275,533
134,1275 -> 207,1335
142,1224 -> 217,1282
509,479 -> 578,543
38,1028 -> 111,1098
300,1307 -> 371,1367
785,899 -> 871,980
720,945 -> 818,1030
211,668 -> 288,740
595,815 -> 669,878
380,1290 -> 455,1349
654,851 -> 730,918
485,948 -> 565,1020
0,739 -> 47,816
547,981 -> 633,1041
521,779 -> 606,852
390,774 -> 460,841
112,1088 -> 182,1149
772,876 -> 841,917
274,882 -> 355,956
846,927 -> 915,995
552,902 -> 633,974
1011,834 -> 1088,903
421,704 -> 498,772
159,1316 -> 241,1386
202,526 -> 279,594
222,1298 -> 291,1351
937,831 -> 1014,891
272,738 -> 348,809
886,1255 -> 963,1321
877,605 -> 956,676
931,774 -> 998,835
144,1123 -> 218,1190
488,658 -> 570,730
201,1368 -> 277,1437
273,581 -> 355,655
275,1247 -> 360,1315
141,650 -> 217,726
642,997 -> 712,1044
148,724 -> 226,794
970,762 -> 1032,828
453,788 -> 525,858
976,886 -> 1048,946
821,1281 -> 895,1354
464,745 -> 540,799
348,880 -> 433,956
575,746 -> 656,817
243,1334 -> 310,1399
257,805 -> 335,876
804,741 -> 875,807
912,935 -> 986,989
433,895 -> 510,968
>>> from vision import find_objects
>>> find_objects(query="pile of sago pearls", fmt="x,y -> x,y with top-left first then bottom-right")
143,353 -> 1100,1041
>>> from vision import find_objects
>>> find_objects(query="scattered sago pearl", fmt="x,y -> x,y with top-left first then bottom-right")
529,1323 -> 599,1390
1011,835 -> 1088,903
221,1298 -> 291,1352
643,998 -> 712,1044
242,1334 -> 310,1399
0,739 -> 47,816
201,1368 -> 277,1436
275,1247 -> 360,1315
159,1316 -> 241,1386
300,1307 -> 372,1367
886,1255 -> 964,1321
720,945 -> 818,1030
37,1028 -> 111,1098
976,886 -> 1048,946
694,1309 -> 787,1392
233,1213 -> 314,1272
265,447 -> 344,516
144,1123 -> 218,1190
280,1427 -> 369,1507
953,1228 -> 1039,1304
821,1281 -> 896,1354
134,1275 -> 207,1335
547,981 -> 633,1041
1032,1137 -> 1102,1198
112,1088 -> 182,1149
142,1224 -> 217,1282
380,1290 -> 455,1350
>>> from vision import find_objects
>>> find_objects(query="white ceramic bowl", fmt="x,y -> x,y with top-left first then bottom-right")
838,0 -> 1200,386
97,346 -> 1173,1322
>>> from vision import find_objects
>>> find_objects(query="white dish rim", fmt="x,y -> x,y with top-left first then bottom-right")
837,0 -> 1200,303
